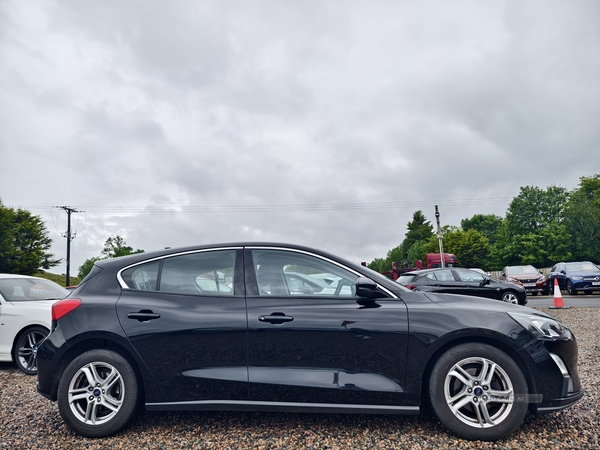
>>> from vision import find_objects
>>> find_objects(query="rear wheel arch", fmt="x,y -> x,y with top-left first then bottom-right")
47,338 -> 145,403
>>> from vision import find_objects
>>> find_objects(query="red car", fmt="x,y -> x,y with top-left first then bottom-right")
499,265 -> 549,295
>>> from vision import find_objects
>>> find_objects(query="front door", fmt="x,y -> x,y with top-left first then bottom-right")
245,248 -> 409,408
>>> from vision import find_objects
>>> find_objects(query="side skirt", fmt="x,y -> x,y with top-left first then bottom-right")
145,400 -> 420,415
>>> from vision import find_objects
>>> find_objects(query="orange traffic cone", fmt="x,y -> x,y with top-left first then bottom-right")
549,278 -> 570,309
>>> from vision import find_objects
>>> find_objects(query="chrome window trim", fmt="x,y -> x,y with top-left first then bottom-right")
117,246 -> 243,289
247,246 -> 398,299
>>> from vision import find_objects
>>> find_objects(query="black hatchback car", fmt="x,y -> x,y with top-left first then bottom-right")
397,268 -> 528,305
37,243 -> 581,441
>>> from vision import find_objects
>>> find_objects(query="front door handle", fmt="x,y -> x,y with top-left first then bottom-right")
258,312 -> 294,324
127,310 -> 161,322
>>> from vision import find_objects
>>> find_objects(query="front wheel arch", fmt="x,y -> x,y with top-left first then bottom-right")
420,337 -> 537,414
428,342 -> 529,440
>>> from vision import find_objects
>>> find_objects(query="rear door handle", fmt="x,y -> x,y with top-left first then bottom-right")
127,311 -> 161,322
258,313 -> 294,324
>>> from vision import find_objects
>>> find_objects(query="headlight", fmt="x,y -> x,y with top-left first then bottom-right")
571,276 -> 582,281
508,312 -> 572,341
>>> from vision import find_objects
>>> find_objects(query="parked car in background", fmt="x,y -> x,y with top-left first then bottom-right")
547,261 -> 600,295
397,267 -> 527,305
0,274 -> 69,374
36,243 -> 581,440
499,265 -> 549,296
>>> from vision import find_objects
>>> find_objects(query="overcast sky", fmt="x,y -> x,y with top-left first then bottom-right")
1,0 -> 599,274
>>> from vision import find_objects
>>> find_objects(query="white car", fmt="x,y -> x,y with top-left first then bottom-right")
0,274 -> 69,374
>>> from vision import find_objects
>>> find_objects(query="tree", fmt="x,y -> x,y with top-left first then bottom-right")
461,214 -> 503,246
401,211 -> 435,256
505,185 -> 569,237
77,257 -> 102,279
564,174 -> 600,262
78,235 -> 144,279
0,200 -> 60,275
369,210 -> 434,270
428,228 -> 492,270
101,235 -> 144,258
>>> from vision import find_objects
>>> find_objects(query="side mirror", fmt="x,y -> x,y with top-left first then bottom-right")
501,272 -> 506,277
355,277 -> 379,299
479,277 -> 491,287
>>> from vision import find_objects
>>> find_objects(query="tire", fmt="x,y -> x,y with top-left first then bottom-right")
429,343 -> 528,441
13,326 -> 48,375
501,291 -> 519,304
57,349 -> 140,438
566,280 -> 576,296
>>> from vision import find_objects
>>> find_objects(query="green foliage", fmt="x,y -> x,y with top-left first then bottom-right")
375,211 -> 435,272
0,200 -> 60,275
102,235 -> 144,258
78,235 -> 144,279
78,256 -> 103,279
433,228 -> 492,270
34,271 -> 81,287
505,185 -> 569,237
564,174 -> 600,262
461,214 -> 503,245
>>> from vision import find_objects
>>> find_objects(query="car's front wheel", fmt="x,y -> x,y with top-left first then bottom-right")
57,349 -> 141,438
501,291 -> 519,304
429,343 -> 528,441
13,326 -> 48,375
566,280 -> 576,295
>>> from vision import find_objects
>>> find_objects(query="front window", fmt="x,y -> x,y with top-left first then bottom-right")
252,249 -> 359,297
455,269 -> 486,283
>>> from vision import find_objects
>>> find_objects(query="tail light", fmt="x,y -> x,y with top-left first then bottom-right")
406,284 -> 417,290
52,299 -> 82,321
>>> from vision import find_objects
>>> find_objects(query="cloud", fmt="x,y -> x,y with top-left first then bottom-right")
0,0 -> 598,272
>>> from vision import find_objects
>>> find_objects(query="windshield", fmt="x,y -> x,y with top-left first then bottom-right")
566,262 -> 600,272
506,266 -> 538,275
0,277 -> 69,301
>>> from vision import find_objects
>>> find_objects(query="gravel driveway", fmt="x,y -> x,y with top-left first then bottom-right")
1,307 -> 598,449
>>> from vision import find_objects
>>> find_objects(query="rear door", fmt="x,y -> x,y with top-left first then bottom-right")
116,248 -> 248,404
244,247 -> 410,409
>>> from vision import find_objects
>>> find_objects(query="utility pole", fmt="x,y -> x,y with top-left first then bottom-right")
435,205 -> 445,268
56,206 -> 81,286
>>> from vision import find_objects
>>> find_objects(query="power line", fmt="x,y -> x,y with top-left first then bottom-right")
27,198 -> 513,214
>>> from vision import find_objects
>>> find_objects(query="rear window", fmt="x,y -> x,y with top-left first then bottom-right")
397,274 -> 416,285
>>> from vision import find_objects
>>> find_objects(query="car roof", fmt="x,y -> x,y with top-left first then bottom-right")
0,273 -> 40,279
92,242 -> 372,276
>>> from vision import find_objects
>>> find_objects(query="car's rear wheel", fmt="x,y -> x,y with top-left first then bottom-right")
566,280 -> 576,295
57,349 -> 140,438
13,326 -> 48,375
429,343 -> 528,441
501,291 -> 519,304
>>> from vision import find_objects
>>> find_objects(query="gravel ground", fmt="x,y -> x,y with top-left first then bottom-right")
1,307 -> 598,449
